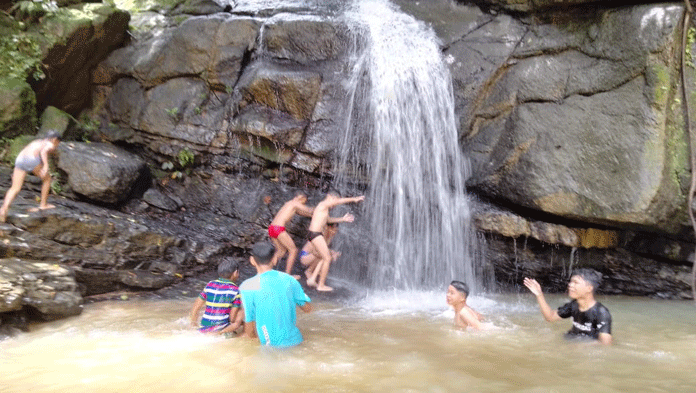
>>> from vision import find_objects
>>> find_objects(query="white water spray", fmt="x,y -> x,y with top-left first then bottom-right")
337,0 -> 477,290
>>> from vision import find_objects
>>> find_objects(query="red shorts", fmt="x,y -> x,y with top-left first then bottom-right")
268,225 -> 285,239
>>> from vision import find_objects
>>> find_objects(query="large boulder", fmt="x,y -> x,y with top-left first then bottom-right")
31,3 -> 130,115
57,142 -> 148,204
92,15 -> 260,89
447,4 -> 689,233
0,79 -> 37,139
0,258 -> 82,318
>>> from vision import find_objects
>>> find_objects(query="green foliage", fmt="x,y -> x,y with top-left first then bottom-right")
50,171 -> 63,195
177,148 -> 194,168
11,0 -> 59,22
225,85 -> 233,94
165,107 -> 180,121
0,33 -> 45,81
194,106 -> 202,115
686,27 -> 696,69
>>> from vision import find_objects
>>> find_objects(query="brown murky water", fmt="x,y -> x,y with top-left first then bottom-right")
1,291 -> 694,392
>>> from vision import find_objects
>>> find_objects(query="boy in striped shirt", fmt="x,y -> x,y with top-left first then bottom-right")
190,259 -> 243,334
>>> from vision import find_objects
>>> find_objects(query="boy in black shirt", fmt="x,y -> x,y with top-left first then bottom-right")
524,269 -> 612,345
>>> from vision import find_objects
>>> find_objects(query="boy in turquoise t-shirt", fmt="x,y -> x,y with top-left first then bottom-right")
240,242 -> 312,347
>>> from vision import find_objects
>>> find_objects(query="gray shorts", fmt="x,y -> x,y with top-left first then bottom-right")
15,154 -> 41,172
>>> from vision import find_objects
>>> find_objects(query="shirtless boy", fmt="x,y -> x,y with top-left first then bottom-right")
446,280 -> 483,330
300,223 -> 340,282
268,192 -> 314,278
0,131 -> 61,222
524,269 -> 612,345
305,191 -> 364,291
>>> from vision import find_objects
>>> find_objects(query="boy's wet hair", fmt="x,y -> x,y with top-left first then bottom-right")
450,280 -> 469,297
218,258 -> 239,278
45,130 -> 62,141
251,242 -> 275,265
572,268 -> 602,292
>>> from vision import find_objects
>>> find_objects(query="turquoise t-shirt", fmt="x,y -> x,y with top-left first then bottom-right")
240,270 -> 311,348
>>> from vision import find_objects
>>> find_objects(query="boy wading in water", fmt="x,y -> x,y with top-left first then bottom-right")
189,259 -> 243,335
524,269 -> 612,345
446,280 -> 483,330
0,131 -> 61,222
268,192 -> 314,279
305,191 -> 364,291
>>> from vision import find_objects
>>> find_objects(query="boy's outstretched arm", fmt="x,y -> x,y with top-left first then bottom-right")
189,297 -> 205,327
327,213 -> 354,224
523,277 -> 561,322
329,195 -> 365,207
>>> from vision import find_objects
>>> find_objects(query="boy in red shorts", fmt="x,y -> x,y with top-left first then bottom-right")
268,192 -> 314,278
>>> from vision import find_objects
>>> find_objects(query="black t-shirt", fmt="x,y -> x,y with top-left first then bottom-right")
557,300 -> 612,340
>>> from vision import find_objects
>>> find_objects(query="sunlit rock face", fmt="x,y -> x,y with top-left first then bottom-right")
438,3 -> 687,233
91,12 -> 351,177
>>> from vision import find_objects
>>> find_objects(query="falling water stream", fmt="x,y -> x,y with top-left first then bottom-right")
335,0 -> 475,291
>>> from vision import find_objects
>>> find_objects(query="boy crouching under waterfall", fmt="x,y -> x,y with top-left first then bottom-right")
190,259 -> 244,336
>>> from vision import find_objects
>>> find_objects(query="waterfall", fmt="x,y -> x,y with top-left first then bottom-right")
336,0 -> 477,291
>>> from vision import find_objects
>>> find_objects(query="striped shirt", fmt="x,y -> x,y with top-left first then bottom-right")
198,278 -> 241,333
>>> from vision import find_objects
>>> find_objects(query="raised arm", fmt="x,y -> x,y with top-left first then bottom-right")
327,213 -> 354,224
523,277 -> 561,322
328,195 -> 365,208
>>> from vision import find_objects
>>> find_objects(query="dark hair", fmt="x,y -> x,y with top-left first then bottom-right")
45,130 -> 62,141
450,280 -> 469,297
572,268 -> 602,291
251,242 -> 275,265
218,258 -> 239,278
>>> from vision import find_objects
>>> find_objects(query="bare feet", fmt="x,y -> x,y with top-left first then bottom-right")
292,274 -> 301,280
306,277 -> 318,287
316,285 -> 333,292
28,204 -> 55,212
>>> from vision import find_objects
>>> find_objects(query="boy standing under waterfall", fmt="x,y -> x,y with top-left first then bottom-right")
524,269 -> 612,345
0,131 -> 61,223
268,192 -> 314,279
305,191 -> 364,291
190,259 -> 243,335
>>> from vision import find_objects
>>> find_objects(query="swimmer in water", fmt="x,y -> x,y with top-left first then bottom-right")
446,280 -> 483,331
524,269 -> 612,345
0,130 -> 61,222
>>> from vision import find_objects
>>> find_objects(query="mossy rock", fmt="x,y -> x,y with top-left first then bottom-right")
4,134 -> 35,165
39,106 -> 72,136
0,78 -> 37,139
